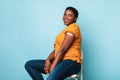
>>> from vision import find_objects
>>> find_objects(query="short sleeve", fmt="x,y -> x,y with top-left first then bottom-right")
65,23 -> 79,38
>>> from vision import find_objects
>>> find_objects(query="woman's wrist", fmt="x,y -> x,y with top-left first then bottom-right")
46,58 -> 50,62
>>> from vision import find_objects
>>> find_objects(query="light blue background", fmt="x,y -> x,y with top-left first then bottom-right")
0,0 -> 120,80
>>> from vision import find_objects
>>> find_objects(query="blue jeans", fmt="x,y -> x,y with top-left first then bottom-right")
25,59 -> 81,80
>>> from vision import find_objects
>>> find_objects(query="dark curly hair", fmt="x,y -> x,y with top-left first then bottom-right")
65,6 -> 79,19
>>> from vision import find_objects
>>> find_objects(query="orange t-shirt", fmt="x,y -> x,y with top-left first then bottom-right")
54,23 -> 82,64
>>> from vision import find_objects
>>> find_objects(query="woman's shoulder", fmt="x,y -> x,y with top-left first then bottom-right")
68,23 -> 79,28
67,23 -> 80,31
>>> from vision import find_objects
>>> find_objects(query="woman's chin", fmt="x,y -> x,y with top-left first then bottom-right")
64,22 -> 69,25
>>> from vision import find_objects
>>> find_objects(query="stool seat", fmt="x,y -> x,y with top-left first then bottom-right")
70,74 -> 78,78
64,71 -> 82,80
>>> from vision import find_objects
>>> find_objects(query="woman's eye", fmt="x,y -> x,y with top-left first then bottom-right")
68,14 -> 72,17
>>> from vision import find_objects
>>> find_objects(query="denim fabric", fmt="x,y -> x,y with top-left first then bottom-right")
25,59 -> 81,80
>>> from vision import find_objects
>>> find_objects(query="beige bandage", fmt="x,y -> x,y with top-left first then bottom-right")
66,32 -> 73,36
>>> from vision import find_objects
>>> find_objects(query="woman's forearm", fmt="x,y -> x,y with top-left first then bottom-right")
50,33 -> 75,71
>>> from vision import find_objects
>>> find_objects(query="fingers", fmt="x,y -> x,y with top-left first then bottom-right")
44,65 -> 49,74
44,60 -> 51,74
44,64 -> 51,74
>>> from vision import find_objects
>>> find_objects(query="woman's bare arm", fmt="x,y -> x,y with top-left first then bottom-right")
50,33 -> 75,72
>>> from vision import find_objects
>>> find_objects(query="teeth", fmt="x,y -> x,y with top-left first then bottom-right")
65,19 -> 68,22
65,19 -> 68,20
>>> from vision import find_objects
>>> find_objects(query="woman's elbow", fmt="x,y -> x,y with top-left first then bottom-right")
61,48 -> 68,54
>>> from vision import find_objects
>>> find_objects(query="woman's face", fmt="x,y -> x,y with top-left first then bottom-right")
63,9 -> 76,26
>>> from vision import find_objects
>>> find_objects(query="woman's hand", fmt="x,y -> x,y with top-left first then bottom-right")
44,59 -> 51,74
49,65 -> 54,72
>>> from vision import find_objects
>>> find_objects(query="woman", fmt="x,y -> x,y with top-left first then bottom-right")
25,6 -> 82,80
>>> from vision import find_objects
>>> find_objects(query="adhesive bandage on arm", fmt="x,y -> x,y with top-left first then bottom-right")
66,32 -> 74,36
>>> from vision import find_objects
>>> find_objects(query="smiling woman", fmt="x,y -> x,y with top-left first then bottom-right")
63,7 -> 78,26
24,6 -> 82,80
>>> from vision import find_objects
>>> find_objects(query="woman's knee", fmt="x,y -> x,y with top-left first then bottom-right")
25,60 -> 34,70
25,60 -> 45,70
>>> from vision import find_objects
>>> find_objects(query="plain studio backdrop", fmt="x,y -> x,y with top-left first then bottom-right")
0,0 -> 120,80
